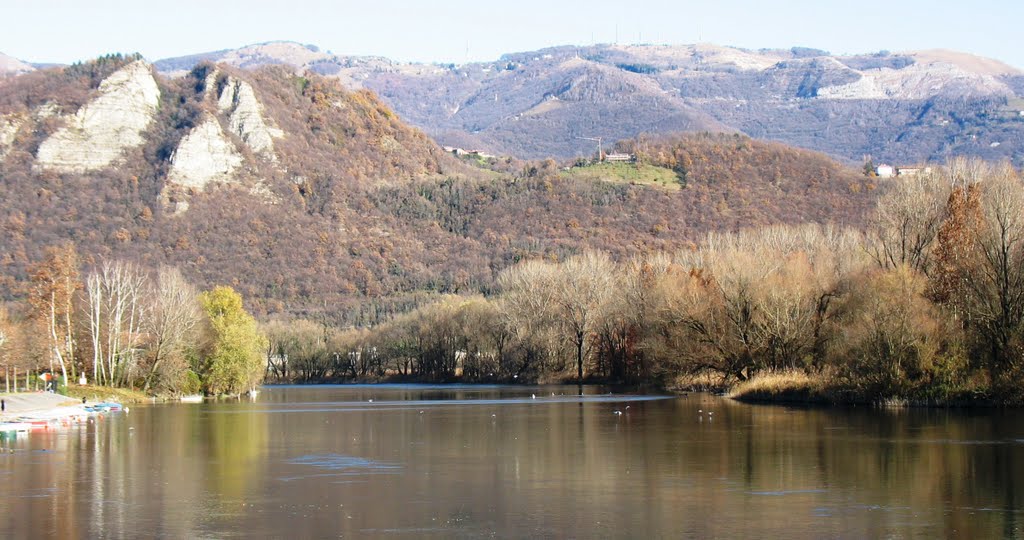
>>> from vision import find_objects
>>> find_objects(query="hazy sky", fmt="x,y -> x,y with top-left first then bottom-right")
5,0 -> 1023,69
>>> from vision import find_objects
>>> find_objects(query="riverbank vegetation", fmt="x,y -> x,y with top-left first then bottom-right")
261,158 -> 1024,405
2,156 -> 1021,405
64,384 -> 151,404
0,253 -> 264,398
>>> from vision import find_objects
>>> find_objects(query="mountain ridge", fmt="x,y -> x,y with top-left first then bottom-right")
146,41 -> 1024,166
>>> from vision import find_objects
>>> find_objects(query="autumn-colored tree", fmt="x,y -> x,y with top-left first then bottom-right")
26,243 -> 81,386
198,286 -> 268,395
836,266 -> 951,398
924,160 -> 1024,392
928,182 -> 983,308
0,307 -> 24,390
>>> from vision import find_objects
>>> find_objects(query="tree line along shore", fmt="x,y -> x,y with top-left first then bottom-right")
2,158 -> 1023,406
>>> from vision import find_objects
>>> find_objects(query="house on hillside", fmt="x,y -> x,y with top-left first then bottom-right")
895,165 -> 932,177
876,164 -> 895,178
605,153 -> 635,163
443,146 -> 470,157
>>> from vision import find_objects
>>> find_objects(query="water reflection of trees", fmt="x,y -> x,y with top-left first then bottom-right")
2,395 -> 1021,538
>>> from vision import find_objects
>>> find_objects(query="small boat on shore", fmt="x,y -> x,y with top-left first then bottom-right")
84,402 -> 122,413
179,395 -> 204,403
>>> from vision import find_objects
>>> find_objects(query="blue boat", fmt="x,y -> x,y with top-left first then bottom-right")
84,402 -> 122,413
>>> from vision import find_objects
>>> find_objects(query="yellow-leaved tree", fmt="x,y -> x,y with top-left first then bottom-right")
198,286 -> 267,395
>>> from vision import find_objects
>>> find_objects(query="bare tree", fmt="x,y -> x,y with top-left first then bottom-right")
27,243 -> 80,387
142,267 -> 200,392
866,171 -> 950,275
835,266 -> 946,395
498,259 -> 560,378
965,163 -> 1024,382
85,260 -> 147,387
602,252 -> 673,380
659,225 -> 866,382
555,251 -> 617,382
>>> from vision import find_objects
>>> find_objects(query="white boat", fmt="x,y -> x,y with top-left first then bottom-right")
179,395 -> 204,403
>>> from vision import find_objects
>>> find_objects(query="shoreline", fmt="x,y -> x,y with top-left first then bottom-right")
4,376 -> 1014,422
0,392 -> 88,424
723,370 -> 1012,408
1,385 -> 151,425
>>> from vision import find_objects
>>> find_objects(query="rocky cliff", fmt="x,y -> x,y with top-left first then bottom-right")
35,61 -> 160,172
167,116 -> 243,190
0,115 -> 22,159
217,76 -> 283,158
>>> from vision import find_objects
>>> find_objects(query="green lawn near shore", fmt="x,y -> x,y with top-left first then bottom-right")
64,385 -> 151,404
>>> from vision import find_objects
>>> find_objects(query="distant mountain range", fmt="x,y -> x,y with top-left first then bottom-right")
140,41 -> 1024,166
4,42 -> 1021,166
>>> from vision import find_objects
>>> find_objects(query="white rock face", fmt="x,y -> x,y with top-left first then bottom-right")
817,62 -> 1013,100
816,75 -> 886,99
0,115 -> 23,159
217,76 -> 283,157
167,117 -> 243,191
36,61 -> 160,172
34,102 -> 63,119
203,69 -> 220,99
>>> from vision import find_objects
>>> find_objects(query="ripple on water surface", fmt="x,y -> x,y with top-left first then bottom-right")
280,453 -> 402,482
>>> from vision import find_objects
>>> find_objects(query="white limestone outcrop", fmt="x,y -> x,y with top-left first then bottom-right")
0,115 -> 23,159
166,117 -> 243,191
217,76 -> 283,157
36,61 -> 160,172
817,62 -> 1012,100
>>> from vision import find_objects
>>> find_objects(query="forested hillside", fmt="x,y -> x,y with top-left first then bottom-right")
0,57 -> 877,327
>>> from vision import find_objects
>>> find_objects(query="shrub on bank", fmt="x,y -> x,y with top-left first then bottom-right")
727,370 -> 835,403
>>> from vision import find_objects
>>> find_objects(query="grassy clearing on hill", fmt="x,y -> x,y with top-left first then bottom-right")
562,162 -> 682,190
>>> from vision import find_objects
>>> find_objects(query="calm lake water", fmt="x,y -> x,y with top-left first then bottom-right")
1,385 -> 1023,538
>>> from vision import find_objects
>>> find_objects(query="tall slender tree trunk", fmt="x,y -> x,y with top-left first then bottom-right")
49,293 -> 67,388
576,331 -> 584,382
64,284 -> 75,382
